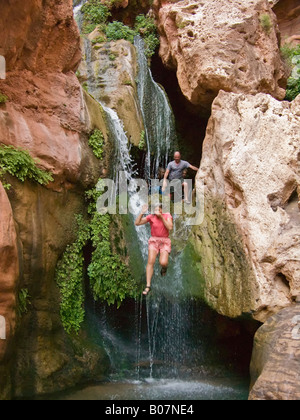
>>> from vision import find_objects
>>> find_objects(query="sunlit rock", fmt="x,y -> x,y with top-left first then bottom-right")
154,0 -> 287,113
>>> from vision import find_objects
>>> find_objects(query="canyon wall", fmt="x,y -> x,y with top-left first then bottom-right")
192,91 -> 300,323
0,0 -> 299,401
0,0 -> 110,399
152,0 -> 300,323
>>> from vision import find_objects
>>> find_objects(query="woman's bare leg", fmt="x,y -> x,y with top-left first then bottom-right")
145,248 -> 158,289
159,251 -> 169,275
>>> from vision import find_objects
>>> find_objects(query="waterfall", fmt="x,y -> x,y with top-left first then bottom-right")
80,31 -> 194,379
102,105 -> 137,182
65,5 -> 251,399
134,37 -> 177,179
73,0 -> 86,28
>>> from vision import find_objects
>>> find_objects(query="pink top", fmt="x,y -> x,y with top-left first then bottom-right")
146,213 -> 173,238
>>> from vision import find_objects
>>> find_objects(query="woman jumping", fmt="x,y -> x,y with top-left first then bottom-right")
135,204 -> 173,296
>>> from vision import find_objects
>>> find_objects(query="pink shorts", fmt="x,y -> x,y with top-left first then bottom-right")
149,237 -> 172,254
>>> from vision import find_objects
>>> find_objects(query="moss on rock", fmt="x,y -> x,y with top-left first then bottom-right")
191,197 -> 257,319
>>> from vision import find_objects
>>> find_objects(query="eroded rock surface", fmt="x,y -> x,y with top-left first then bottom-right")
192,91 -> 300,322
78,33 -> 144,146
249,304 -> 300,400
154,0 -> 287,113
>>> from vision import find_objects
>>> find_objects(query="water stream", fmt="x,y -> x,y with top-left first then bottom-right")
67,7 -> 250,400
134,37 -> 177,179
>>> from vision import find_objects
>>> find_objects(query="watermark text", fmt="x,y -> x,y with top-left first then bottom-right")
0,55 -> 6,80
96,173 -> 204,226
0,315 -> 6,340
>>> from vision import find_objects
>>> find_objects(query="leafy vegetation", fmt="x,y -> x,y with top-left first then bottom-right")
82,0 -> 111,34
56,184 -> 136,334
18,288 -> 31,317
56,215 -> 90,335
105,15 -> 159,58
0,93 -> 8,104
106,21 -> 136,43
88,129 -> 105,160
88,211 -> 136,308
260,14 -> 272,35
134,15 -> 160,58
81,0 -> 159,58
0,144 -> 53,190
123,78 -> 134,87
92,36 -> 107,45
281,44 -> 300,101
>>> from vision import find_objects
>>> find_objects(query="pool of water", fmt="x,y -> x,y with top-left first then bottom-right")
54,377 -> 249,401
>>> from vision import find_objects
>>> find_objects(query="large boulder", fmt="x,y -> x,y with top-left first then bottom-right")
192,91 -> 300,322
249,304 -> 300,400
154,0 -> 287,113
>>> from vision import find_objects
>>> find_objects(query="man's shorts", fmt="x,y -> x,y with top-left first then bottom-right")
149,237 -> 172,255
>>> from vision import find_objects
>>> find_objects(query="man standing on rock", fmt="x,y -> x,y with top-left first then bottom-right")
162,152 -> 199,204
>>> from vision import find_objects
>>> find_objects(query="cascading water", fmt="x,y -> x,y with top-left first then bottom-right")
97,55 -> 200,381
69,10 -> 250,399
73,0 -> 86,28
81,32 -> 193,379
134,37 -> 177,179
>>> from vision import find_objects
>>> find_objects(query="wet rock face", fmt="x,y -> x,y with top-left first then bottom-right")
154,0 -> 287,113
249,304 -> 300,400
193,91 -> 300,322
273,0 -> 300,45
78,34 -> 144,146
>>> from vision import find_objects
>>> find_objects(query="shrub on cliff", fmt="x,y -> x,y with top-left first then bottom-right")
89,129 -> 105,160
56,215 -> 90,335
105,15 -> 159,58
0,93 -> 8,104
0,144 -> 53,189
134,15 -> 160,58
56,183 -> 136,335
82,0 -> 111,33
281,44 -> 300,101
81,0 -> 159,59
260,14 -> 272,35
106,21 -> 136,43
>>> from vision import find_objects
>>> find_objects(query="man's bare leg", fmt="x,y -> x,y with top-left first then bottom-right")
144,248 -> 158,295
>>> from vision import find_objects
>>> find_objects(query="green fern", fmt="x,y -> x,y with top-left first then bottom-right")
0,144 -> 53,189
